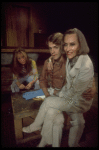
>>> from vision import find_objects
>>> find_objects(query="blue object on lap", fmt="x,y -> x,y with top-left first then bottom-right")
23,89 -> 44,100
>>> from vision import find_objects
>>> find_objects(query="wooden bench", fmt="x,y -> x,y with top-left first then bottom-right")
11,90 -> 71,145
11,90 -> 43,144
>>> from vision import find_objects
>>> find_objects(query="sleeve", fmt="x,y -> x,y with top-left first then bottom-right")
30,60 -> 39,82
39,60 -> 49,88
59,64 -> 94,100
13,73 -> 18,80
12,73 -> 21,87
13,73 -> 20,82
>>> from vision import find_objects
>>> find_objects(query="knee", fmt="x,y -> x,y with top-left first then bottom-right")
45,96 -> 56,104
54,113 -> 64,126
11,81 -> 20,93
70,119 -> 85,127
46,108 -> 60,120
27,75 -> 34,82
47,108 -> 57,116
45,96 -> 51,102
44,96 -> 52,106
70,113 -> 85,126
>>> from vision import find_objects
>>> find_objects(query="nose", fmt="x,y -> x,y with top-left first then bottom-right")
21,58 -> 25,62
51,48 -> 55,54
66,45 -> 70,52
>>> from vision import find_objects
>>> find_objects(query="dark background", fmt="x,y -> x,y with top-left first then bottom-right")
37,2 -> 98,72
1,2 -> 98,72
1,2 -> 98,147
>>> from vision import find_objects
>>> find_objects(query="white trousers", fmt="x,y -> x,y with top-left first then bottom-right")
41,108 -> 64,147
33,96 -> 85,147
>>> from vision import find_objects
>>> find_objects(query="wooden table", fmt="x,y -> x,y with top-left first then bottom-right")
11,90 -> 43,144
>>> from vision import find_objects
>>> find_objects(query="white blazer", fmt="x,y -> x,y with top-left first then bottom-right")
60,54 -> 94,113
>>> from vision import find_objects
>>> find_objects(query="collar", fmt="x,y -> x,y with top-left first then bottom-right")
67,55 -> 84,77
69,56 -> 79,68
52,55 -> 66,66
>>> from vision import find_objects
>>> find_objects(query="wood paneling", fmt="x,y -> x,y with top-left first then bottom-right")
1,2 -> 48,49
1,48 -> 49,53
1,4 -> 7,46
34,33 -> 48,48
5,5 -> 29,47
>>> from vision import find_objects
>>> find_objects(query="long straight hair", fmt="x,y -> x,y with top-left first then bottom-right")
11,48 -> 32,77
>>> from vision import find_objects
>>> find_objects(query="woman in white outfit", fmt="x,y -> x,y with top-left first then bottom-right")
23,28 -> 95,147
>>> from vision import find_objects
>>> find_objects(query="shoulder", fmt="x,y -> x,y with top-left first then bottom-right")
43,59 -> 48,68
30,59 -> 36,65
81,55 -> 93,69
41,59 -> 49,71
29,59 -> 37,68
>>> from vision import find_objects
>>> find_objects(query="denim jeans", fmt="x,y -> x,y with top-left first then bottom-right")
11,74 -> 40,93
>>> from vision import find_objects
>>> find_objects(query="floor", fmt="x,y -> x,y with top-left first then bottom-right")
1,91 -> 98,148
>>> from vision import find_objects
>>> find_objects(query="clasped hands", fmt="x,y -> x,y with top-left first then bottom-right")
19,82 -> 33,90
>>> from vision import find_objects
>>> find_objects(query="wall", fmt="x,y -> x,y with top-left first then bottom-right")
1,2 -> 47,48
1,53 -> 39,65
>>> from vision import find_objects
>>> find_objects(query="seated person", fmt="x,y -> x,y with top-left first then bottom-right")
22,33 -> 96,147
11,48 -> 40,93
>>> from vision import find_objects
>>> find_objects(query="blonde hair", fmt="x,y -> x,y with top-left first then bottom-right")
46,32 -> 66,54
12,48 -> 32,77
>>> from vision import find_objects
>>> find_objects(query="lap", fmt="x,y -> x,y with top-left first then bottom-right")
44,96 -> 82,115
44,96 -> 70,112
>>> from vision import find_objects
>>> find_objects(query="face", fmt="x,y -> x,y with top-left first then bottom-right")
63,33 -> 80,59
17,52 -> 26,65
48,42 -> 61,60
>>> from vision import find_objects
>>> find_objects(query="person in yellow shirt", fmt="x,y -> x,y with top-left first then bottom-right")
11,48 -> 40,93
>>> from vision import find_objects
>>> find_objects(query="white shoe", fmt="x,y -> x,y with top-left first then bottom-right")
22,124 -> 41,133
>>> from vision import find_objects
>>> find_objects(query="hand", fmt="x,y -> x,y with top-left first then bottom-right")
25,82 -> 32,90
42,87 -> 50,98
59,91 -> 64,98
82,87 -> 96,100
47,61 -> 53,70
19,84 -> 26,89
53,89 -> 59,95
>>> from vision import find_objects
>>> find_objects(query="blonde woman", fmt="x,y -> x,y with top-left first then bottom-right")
11,48 -> 40,93
35,28 -> 95,147
22,30 -> 96,147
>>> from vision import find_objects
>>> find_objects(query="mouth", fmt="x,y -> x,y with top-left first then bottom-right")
52,54 -> 56,57
67,52 -> 72,55
21,61 -> 26,64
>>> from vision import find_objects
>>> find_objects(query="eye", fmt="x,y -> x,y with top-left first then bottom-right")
49,47 -> 52,50
70,43 -> 75,46
54,46 -> 59,49
63,43 -> 67,47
